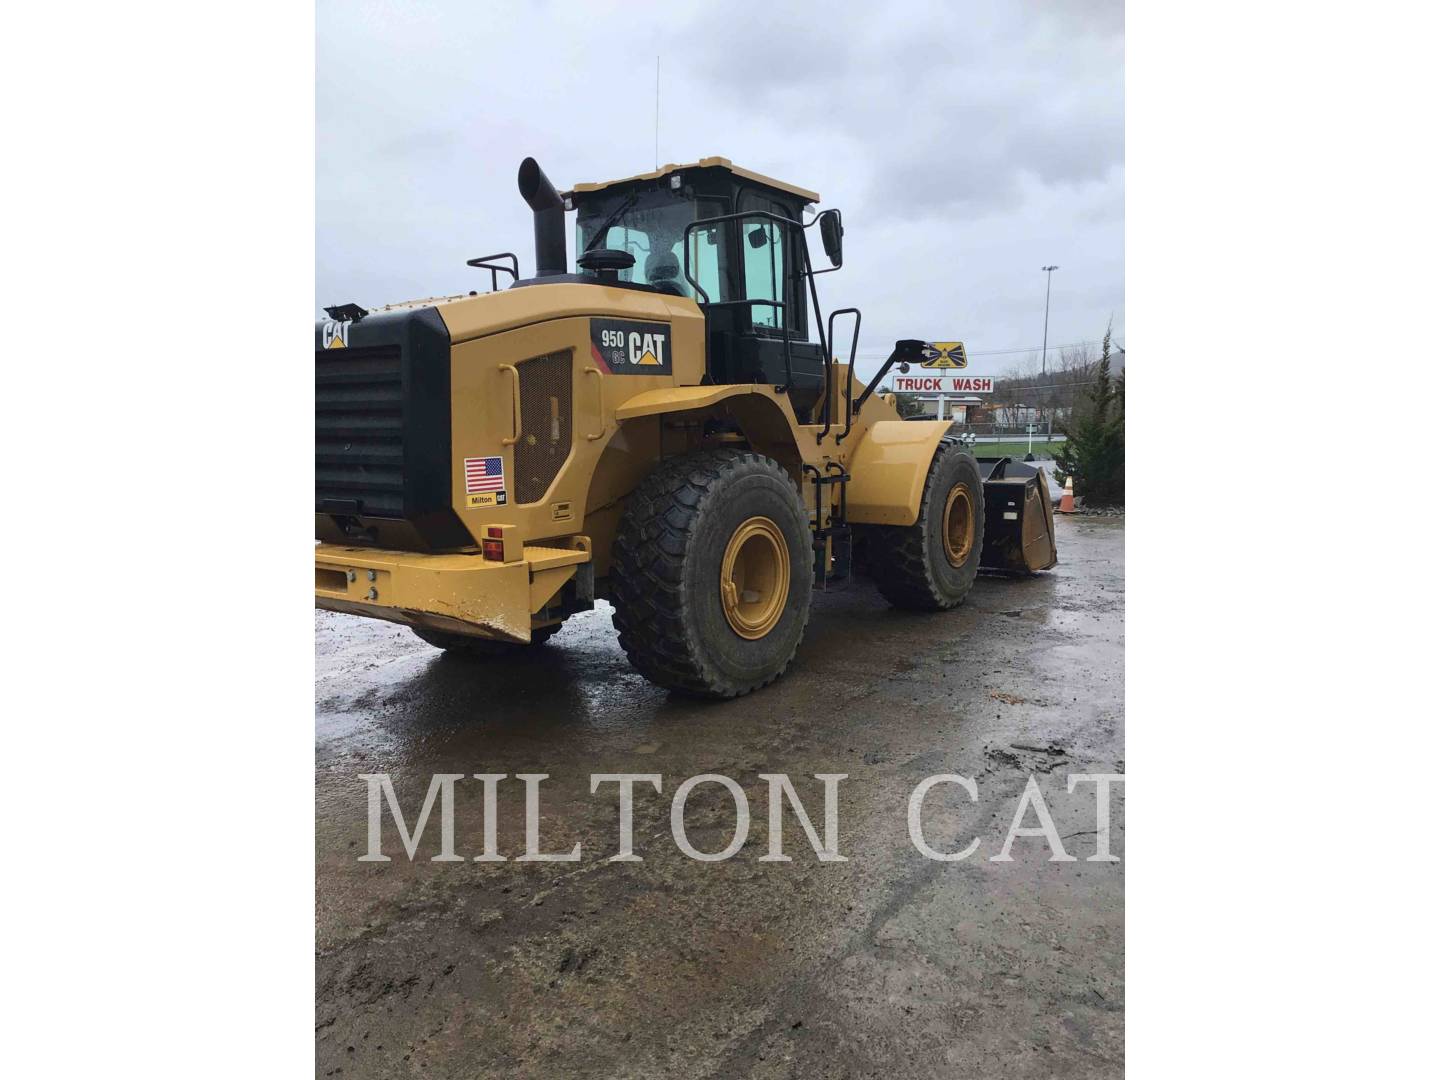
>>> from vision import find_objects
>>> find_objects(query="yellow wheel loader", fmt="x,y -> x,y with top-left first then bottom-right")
316,157 -> 1057,698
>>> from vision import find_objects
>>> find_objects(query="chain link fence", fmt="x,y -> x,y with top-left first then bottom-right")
946,421 -> 1058,440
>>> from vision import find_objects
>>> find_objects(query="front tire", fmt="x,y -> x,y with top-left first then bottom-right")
862,440 -> 985,610
611,449 -> 813,698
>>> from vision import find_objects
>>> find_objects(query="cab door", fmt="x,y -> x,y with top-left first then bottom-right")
733,189 -> 825,416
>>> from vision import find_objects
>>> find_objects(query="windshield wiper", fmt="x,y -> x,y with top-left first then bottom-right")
582,190 -> 640,255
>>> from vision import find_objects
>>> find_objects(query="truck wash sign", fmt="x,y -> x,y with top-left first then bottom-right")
590,319 -> 672,375
892,375 -> 994,393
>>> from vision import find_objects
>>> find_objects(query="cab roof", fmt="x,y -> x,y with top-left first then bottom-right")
567,156 -> 819,204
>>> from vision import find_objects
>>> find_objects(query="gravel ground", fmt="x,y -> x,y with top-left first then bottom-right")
316,515 -> 1124,1078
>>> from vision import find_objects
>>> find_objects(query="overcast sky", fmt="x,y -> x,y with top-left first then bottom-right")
318,0 -> 1123,380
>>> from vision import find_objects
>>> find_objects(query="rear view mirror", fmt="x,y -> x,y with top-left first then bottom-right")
818,209 -> 843,267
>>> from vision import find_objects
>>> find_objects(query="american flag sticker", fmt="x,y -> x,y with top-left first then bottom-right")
464,455 -> 505,495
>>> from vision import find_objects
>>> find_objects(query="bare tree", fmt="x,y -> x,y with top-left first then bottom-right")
991,342 -> 1099,429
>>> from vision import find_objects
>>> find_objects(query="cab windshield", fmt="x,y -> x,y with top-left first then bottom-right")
574,188 -> 726,299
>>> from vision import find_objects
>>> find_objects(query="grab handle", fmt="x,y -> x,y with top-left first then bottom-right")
583,366 -> 606,441
498,364 -> 521,446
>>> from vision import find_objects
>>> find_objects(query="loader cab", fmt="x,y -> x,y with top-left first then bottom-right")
568,157 -> 833,418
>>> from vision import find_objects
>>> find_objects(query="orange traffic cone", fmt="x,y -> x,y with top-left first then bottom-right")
1057,475 -> 1076,514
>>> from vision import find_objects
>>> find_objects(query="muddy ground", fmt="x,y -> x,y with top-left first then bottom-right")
316,516 -> 1124,1078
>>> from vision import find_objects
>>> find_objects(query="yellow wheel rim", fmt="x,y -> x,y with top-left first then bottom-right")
720,516 -> 790,639
942,484 -> 975,567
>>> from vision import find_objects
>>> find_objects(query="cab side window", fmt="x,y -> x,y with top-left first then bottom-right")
743,222 -> 783,328
739,191 -> 803,335
684,197 -> 729,303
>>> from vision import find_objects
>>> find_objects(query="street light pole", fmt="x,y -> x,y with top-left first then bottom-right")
1040,265 -> 1059,376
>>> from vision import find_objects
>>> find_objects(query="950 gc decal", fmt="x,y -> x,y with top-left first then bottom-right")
590,319 -> 672,375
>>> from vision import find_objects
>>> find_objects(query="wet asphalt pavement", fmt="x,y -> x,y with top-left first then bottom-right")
316,516 -> 1124,1078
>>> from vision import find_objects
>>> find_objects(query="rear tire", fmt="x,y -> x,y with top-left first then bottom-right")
412,623 -> 560,656
862,440 -> 985,611
611,449 -> 813,698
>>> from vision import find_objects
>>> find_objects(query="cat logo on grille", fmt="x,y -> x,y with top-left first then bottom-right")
321,320 -> 349,349
920,341 -> 967,368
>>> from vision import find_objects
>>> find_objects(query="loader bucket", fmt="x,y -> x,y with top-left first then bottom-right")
976,458 -> 1058,573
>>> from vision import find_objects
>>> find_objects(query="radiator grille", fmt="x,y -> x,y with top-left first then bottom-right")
515,351 -> 572,504
315,344 -> 404,517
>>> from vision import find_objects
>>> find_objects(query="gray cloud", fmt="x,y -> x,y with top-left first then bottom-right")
318,0 -> 1124,377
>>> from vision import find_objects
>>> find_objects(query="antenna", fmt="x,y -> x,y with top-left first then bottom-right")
654,56 -> 660,170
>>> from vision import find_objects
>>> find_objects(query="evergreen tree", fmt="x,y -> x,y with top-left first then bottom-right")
1053,324 -> 1125,506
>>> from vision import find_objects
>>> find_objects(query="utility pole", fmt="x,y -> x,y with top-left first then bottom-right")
1040,265 -> 1059,376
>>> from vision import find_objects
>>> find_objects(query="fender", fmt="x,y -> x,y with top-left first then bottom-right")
614,384 -> 782,421
845,420 -> 953,526
614,384 -> 808,471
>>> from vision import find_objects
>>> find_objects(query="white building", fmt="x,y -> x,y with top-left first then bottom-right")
904,395 -> 987,422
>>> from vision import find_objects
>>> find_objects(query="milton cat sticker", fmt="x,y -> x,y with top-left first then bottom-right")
590,319 -> 672,375
464,456 -> 507,508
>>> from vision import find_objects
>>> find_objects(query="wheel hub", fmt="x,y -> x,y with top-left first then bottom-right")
720,516 -> 789,639
942,484 -> 975,567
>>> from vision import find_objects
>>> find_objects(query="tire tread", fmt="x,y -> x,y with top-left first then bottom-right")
610,448 -> 810,698
864,438 -> 983,611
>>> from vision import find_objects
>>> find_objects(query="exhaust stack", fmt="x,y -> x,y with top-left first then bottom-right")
517,157 -> 567,278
